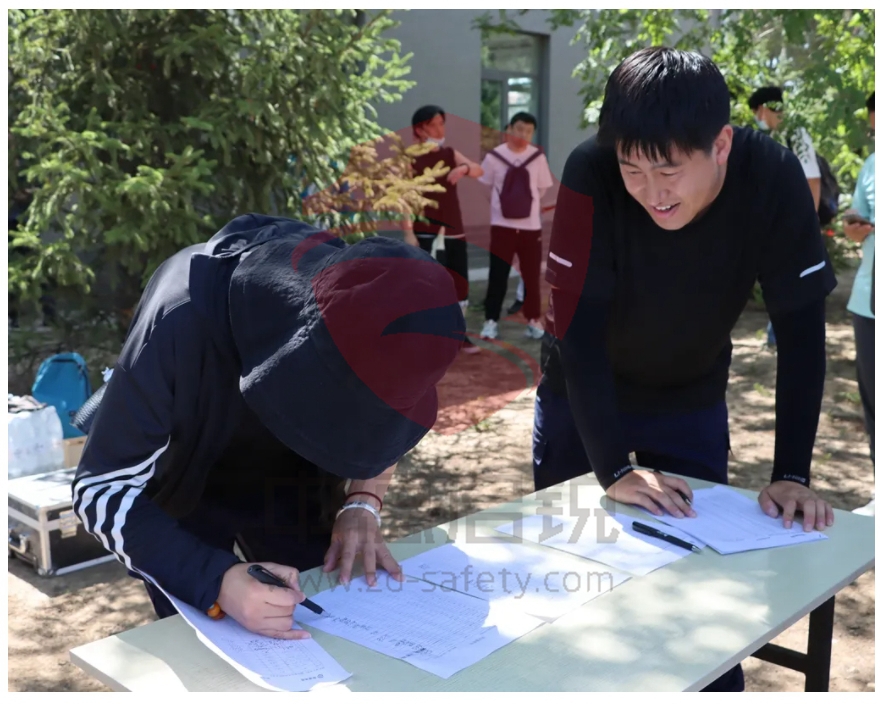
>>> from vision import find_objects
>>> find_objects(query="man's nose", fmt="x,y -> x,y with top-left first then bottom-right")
648,180 -> 668,205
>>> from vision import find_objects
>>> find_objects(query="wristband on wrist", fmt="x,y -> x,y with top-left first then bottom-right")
337,500 -> 382,527
346,491 -> 383,511
207,602 -> 225,620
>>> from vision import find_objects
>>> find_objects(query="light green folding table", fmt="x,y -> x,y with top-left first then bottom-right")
70,477 -> 875,691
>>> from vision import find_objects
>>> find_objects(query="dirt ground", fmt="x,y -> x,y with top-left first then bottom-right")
7,267 -> 875,692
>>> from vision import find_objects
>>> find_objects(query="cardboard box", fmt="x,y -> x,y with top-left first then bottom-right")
63,437 -> 87,469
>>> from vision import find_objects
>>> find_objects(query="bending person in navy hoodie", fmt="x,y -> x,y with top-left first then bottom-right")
71,214 -> 466,639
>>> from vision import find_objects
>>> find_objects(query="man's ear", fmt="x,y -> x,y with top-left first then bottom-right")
714,124 -> 734,165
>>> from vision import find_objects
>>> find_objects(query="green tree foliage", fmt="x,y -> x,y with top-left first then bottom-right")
8,9 -> 416,315
477,10 -> 875,269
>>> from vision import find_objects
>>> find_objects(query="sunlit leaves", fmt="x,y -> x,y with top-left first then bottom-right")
8,8 -> 416,308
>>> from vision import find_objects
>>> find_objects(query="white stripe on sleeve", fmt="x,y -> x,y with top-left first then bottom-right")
73,439 -> 169,571
799,260 -> 826,278
549,252 -> 573,268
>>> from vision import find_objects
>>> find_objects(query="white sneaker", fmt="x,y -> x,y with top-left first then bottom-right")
460,336 -> 481,355
480,319 -> 498,340
853,498 -> 875,516
524,319 -> 545,339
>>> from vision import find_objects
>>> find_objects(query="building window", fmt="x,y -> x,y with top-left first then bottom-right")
480,32 -> 545,156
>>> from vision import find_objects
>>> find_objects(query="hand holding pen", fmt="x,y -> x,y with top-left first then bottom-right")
216,562 -> 314,640
248,564 -> 330,616
606,466 -> 697,519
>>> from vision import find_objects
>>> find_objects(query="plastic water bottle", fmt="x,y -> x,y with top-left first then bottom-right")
7,411 -> 25,478
41,406 -> 65,473
7,405 -> 65,477
21,409 -> 39,478
30,406 -> 64,475
8,409 -> 36,479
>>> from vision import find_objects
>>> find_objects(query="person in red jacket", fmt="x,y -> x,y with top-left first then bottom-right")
404,104 -> 484,354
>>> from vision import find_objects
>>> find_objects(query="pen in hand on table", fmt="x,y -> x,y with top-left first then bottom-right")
247,564 -> 330,617
632,521 -> 702,553
644,467 -> 693,507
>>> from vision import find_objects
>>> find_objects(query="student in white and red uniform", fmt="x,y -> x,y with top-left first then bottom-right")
478,112 -> 554,341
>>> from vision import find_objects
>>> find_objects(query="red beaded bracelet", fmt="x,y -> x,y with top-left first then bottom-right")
345,491 -> 383,511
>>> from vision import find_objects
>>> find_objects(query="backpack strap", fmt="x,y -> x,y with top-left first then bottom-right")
520,148 -> 544,168
489,147 -> 544,169
488,149 -> 514,168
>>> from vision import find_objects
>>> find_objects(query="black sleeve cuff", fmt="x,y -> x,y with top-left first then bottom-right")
610,464 -> 636,485
196,552 -> 243,612
770,472 -> 811,487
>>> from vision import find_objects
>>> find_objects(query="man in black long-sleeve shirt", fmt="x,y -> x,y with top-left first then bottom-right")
534,48 -> 836,691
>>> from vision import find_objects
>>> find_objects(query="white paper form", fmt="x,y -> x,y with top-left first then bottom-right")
296,575 -> 544,679
399,538 -> 630,621
157,584 -> 351,691
494,511 -> 706,576
644,485 -> 829,554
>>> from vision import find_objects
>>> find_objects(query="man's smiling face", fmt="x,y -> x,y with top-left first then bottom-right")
617,126 -> 733,231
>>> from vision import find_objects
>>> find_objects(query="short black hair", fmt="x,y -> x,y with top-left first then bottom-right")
597,47 -> 731,162
509,111 -> 537,129
411,105 -> 445,136
867,91 -> 875,113
748,86 -> 784,111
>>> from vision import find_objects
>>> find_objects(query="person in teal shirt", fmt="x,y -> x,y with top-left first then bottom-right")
843,92 -> 875,516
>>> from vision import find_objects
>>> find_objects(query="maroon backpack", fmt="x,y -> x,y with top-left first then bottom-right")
488,147 -> 543,219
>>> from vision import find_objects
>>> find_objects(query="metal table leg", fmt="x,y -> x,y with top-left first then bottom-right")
751,595 -> 836,691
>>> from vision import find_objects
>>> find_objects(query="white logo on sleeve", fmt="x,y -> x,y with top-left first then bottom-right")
799,260 -> 826,278
549,251 -> 573,268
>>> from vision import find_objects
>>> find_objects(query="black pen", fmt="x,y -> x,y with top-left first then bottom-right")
247,564 -> 330,616
632,521 -> 702,553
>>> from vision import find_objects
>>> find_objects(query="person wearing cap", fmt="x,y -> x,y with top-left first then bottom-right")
749,86 -> 822,212
749,85 -> 823,349
71,214 -> 465,639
